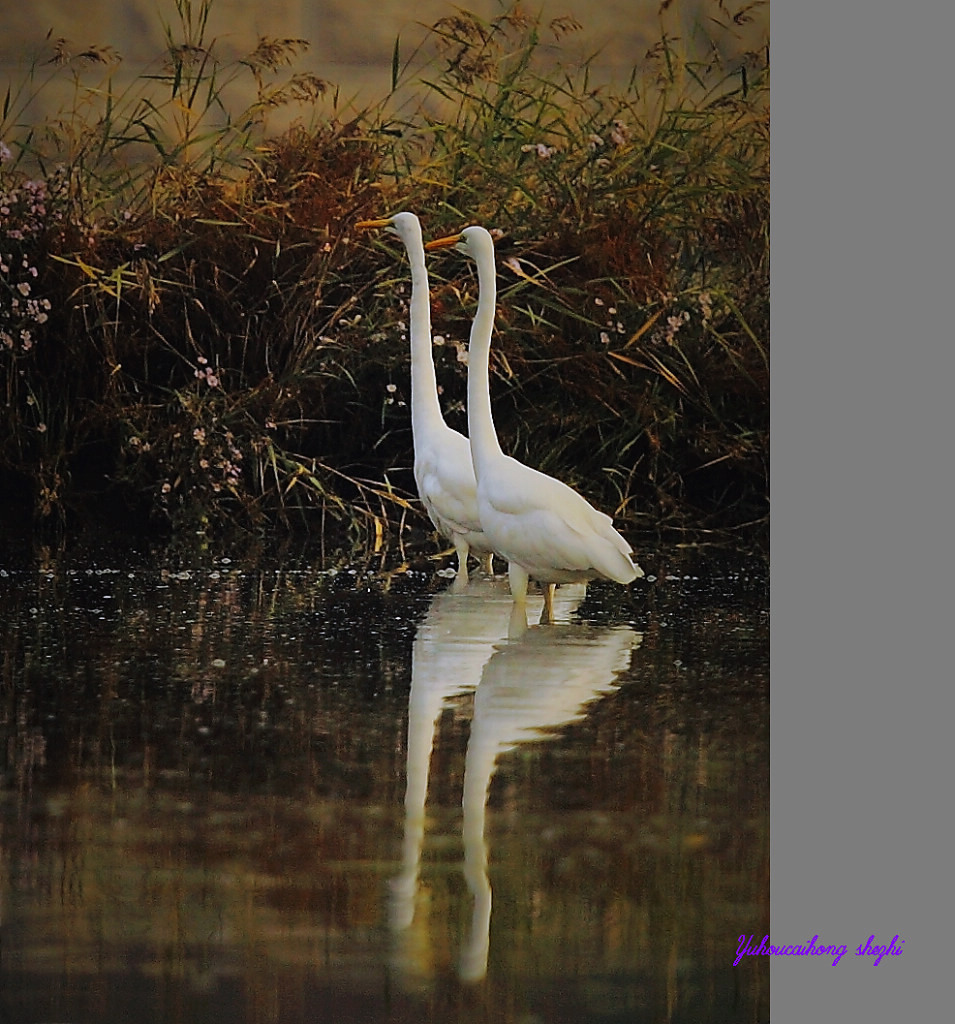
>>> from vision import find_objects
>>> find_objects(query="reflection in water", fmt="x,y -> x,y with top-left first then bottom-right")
389,576 -> 516,939
460,622 -> 641,982
0,549 -> 769,1023
390,578 -> 641,985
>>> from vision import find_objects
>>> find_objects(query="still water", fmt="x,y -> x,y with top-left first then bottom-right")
0,542 -> 768,1023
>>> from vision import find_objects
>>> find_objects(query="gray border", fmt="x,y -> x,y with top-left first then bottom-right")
773,2 -> 949,1019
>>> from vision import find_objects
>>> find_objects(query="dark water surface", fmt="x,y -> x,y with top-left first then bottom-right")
0,541 -> 768,1023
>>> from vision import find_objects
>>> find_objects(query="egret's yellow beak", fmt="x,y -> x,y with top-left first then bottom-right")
424,233 -> 463,251
355,217 -> 392,230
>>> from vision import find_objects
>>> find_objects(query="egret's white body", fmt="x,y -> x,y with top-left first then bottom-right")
356,213 -> 494,585
425,225 -> 643,617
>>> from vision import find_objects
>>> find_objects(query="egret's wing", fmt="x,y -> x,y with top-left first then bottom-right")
415,428 -> 486,538
480,457 -> 637,581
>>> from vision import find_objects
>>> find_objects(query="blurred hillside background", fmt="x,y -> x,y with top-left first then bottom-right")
2,0 -> 766,119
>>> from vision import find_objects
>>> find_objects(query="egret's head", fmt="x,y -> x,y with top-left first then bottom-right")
354,211 -> 421,243
424,225 -> 493,260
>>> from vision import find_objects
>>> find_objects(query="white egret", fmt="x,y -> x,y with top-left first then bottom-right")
355,213 -> 495,586
425,225 -> 643,619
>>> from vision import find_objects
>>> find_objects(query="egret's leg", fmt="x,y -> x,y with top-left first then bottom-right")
507,563 -> 529,637
451,539 -> 470,591
480,552 -> 495,576
539,583 -> 556,625
507,562 -> 529,606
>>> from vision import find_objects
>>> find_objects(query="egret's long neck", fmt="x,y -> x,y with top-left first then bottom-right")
406,238 -> 445,440
467,244 -> 505,478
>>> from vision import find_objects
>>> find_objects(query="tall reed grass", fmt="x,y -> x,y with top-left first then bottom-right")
0,0 -> 768,551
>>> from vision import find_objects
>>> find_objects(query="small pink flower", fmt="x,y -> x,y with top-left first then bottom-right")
521,142 -> 555,159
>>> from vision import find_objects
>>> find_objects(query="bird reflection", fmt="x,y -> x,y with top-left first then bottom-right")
390,578 -> 581,934
389,575 -> 516,940
390,578 -> 641,985
459,619 -> 641,982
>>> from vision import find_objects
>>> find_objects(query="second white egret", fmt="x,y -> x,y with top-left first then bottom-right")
425,225 -> 643,618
